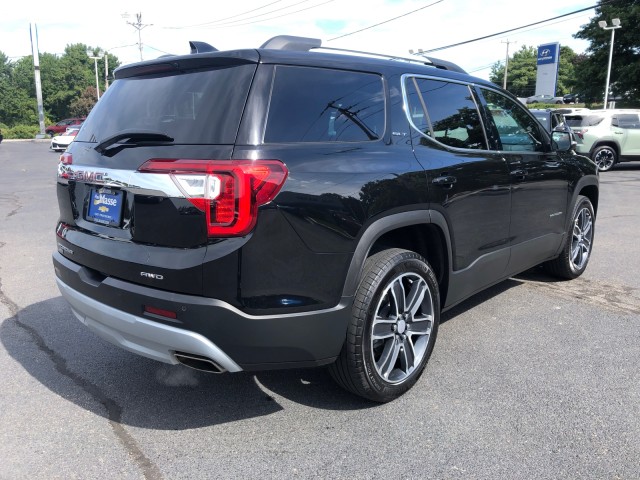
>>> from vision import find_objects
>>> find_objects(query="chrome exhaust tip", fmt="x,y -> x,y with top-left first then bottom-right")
174,352 -> 226,373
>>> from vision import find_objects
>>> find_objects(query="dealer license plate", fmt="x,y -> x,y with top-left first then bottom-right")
86,188 -> 124,227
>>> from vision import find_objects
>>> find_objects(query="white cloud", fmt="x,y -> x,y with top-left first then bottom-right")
1,0 -> 597,80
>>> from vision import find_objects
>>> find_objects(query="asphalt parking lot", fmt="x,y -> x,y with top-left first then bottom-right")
1,141 -> 639,479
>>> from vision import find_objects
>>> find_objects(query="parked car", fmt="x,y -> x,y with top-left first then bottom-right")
556,107 -> 591,116
53,35 -> 598,402
45,117 -> 85,137
50,127 -> 80,152
526,94 -> 564,104
565,109 -> 640,171
563,93 -> 582,104
529,108 -> 570,132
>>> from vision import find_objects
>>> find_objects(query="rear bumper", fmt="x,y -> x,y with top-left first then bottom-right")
56,277 -> 242,372
53,251 -> 351,370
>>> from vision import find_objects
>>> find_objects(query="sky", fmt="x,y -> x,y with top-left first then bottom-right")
1,0 -> 600,80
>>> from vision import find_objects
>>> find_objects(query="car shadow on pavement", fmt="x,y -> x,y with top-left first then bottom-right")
1,296 -> 374,431
439,277 -> 524,324
3,276 -> 549,426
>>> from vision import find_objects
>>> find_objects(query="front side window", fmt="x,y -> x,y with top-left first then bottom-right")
264,66 -> 385,143
481,88 -> 545,152
404,77 -> 486,150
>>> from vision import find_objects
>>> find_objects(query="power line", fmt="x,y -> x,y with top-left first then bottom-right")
467,62 -> 498,74
169,0 -> 284,28
417,2 -> 607,54
164,0 -> 319,29
199,0 -> 335,29
327,0 -> 444,41
145,45 -> 174,55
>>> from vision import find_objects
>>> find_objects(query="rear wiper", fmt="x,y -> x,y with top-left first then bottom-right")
94,130 -> 174,154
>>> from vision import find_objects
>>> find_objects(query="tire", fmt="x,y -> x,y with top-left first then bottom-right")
544,196 -> 595,279
329,248 -> 439,402
592,145 -> 617,172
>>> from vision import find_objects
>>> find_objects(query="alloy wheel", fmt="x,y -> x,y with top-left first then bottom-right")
371,272 -> 434,384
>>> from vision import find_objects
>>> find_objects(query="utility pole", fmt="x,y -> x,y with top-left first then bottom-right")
501,39 -> 516,90
29,23 -> 46,138
123,12 -> 152,61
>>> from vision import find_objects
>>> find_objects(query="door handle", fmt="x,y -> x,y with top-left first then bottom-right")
432,175 -> 457,187
511,169 -> 526,180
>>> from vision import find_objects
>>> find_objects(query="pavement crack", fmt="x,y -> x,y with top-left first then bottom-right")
0,280 -> 163,480
0,193 -> 22,218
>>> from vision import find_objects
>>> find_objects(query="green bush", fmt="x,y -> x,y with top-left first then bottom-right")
3,124 -> 42,139
526,102 -> 566,109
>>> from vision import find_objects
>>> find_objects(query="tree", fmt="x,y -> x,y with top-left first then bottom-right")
573,0 -> 640,105
490,45 -> 577,97
490,45 -> 537,97
0,44 -> 121,129
0,54 -> 39,126
69,86 -> 98,116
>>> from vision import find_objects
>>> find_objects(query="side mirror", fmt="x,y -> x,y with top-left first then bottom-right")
552,130 -> 572,152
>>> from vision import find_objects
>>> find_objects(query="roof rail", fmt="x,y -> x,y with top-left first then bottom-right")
189,41 -> 218,54
187,35 -> 467,73
260,35 -> 321,51
313,46 -> 467,74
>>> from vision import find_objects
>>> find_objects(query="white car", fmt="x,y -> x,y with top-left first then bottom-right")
50,127 -> 80,152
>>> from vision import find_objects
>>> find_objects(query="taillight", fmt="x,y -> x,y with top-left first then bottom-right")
60,152 -> 73,165
138,159 -> 288,237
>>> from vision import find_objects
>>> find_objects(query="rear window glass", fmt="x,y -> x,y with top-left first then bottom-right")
565,115 -> 604,128
264,66 -> 385,143
76,64 -> 256,145
532,112 -> 550,130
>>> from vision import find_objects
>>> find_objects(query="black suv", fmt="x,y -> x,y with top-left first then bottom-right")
53,36 -> 599,402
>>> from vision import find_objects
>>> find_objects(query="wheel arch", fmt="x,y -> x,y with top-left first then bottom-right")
564,176 -> 599,236
590,140 -> 620,158
341,210 -> 453,307
578,183 -> 599,217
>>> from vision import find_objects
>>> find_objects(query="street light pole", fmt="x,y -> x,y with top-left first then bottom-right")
104,53 -> 109,89
598,18 -> 622,109
87,49 -> 104,100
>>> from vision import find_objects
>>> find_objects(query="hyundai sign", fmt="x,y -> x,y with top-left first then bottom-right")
535,42 -> 560,96
537,43 -> 559,65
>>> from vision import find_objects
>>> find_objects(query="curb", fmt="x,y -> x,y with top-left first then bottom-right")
1,139 -> 51,143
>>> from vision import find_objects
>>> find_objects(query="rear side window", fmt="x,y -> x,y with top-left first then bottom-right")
264,66 -> 385,143
76,64 -> 256,145
613,113 -> 640,129
404,77 -> 486,150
